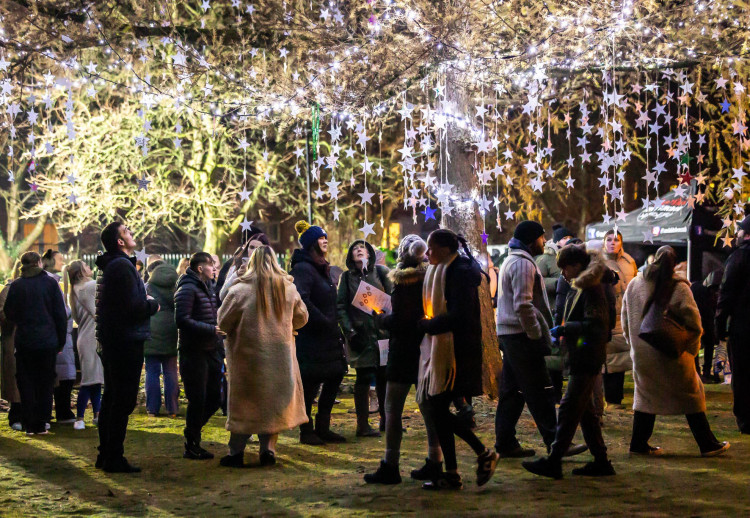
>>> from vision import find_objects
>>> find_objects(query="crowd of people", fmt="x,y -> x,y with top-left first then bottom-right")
1,214 -> 748,489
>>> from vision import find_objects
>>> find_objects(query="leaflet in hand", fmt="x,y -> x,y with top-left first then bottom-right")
351,280 -> 392,315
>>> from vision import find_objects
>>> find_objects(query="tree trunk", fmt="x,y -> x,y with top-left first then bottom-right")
443,71 -> 502,397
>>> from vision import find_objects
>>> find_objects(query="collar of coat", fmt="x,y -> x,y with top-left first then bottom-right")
571,251 -> 606,290
20,265 -> 44,278
388,262 -> 427,285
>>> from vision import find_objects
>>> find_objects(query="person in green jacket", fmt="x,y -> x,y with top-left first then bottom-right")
144,262 -> 180,417
337,240 -> 393,437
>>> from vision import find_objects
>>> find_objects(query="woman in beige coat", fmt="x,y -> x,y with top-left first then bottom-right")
217,246 -> 309,468
622,246 -> 729,457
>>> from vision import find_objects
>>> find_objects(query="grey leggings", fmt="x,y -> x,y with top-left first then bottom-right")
384,382 -> 441,466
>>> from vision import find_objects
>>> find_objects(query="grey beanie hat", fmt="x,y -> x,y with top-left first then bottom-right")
398,234 -> 427,266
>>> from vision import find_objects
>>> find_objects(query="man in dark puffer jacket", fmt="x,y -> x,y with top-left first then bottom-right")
95,221 -> 159,473
175,252 -> 224,460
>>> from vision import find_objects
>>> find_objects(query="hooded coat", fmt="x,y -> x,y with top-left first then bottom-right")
72,279 -> 104,386
603,249 -> 638,373
420,254 -> 484,398
218,274 -> 309,434
560,253 -> 610,376
535,241 -> 561,305
95,251 -> 158,345
289,248 -> 346,377
374,263 -> 426,384
336,240 -> 393,369
145,264 -> 179,357
174,268 -> 221,352
622,273 -> 705,415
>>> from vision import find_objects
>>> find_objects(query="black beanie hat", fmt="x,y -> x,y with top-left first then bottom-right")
553,226 -> 575,243
513,221 -> 545,245
739,215 -> 750,234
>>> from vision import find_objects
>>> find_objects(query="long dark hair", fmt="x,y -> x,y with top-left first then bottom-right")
428,229 -> 489,282
643,246 -> 678,309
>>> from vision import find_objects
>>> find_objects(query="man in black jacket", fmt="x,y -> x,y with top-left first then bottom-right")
4,251 -> 67,435
175,252 -> 224,459
96,221 -> 159,473
716,215 -> 750,434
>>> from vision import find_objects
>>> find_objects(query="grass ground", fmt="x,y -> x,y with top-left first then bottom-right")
0,376 -> 747,517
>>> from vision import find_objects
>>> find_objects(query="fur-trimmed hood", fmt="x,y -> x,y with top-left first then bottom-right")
571,252 -> 607,290
388,263 -> 427,285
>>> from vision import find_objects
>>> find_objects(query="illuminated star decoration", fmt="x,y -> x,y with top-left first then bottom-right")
359,220 -> 375,238
422,205 -> 437,221
720,98 -> 731,113
135,247 -> 149,264
481,230 -> 489,244
240,217 -> 254,233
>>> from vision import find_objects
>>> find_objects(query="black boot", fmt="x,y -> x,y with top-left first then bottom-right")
364,460 -> 402,484
315,413 -> 346,443
522,457 -> 563,480
572,459 -> 616,477
410,458 -> 443,481
103,457 -> 141,473
184,441 -> 214,460
354,384 -> 380,437
422,472 -> 463,490
219,453 -> 244,468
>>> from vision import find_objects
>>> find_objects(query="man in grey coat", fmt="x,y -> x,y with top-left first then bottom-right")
494,221 -> 586,458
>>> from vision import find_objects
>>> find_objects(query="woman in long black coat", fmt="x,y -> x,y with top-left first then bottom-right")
289,221 -> 347,445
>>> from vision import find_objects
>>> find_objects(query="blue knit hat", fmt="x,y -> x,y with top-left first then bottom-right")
295,220 -> 327,251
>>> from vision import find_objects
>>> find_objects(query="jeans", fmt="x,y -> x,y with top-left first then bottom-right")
427,391 -> 486,472
300,370 -> 344,434
180,348 -> 223,444
15,349 -> 57,434
383,382 -> 441,466
77,384 -> 102,419
630,410 -> 721,453
495,334 -> 557,452
549,373 -> 608,462
145,355 -> 179,415
603,371 -> 625,405
54,379 -> 76,421
98,341 -> 144,462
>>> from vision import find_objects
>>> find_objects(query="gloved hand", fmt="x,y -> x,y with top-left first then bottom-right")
550,325 -> 565,339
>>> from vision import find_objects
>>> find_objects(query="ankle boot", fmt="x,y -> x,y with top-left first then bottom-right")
354,385 -> 380,437
315,413 -> 346,443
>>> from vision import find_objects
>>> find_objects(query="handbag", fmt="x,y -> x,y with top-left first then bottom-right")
638,285 -> 689,359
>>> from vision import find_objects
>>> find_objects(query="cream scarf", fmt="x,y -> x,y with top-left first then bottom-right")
416,253 -> 457,403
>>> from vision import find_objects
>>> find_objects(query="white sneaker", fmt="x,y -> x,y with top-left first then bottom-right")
45,423 -> 51,430
92,417 -> 99,426
10,422 -> 23,431
73,420 -> 85,430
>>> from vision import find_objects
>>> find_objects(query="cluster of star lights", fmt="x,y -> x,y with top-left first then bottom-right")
0,0 -> 747,249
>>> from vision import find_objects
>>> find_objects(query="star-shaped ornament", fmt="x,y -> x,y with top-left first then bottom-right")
137,175 -> 150,190
359,220 -> 375,238
240,218 -> 254,233
481,230 -> 489,244
239,188 -> 251,201
358,187 -> 375,205
135,248 -> 149,264
422,206 -> 437,221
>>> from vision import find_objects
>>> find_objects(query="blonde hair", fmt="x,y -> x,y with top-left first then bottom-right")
177,257 -> 190,276
65,260 -> 89,322
239,245 -> 289,319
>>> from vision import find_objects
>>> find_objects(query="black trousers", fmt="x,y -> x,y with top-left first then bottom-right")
8,402 -> 22,426
180,348 -> 223,444
631,410 -> 720,453
549,373 -> 607,462
728,335 -> 750,432
15,349 -> 57,434
696,339 -> 716,378
495,334 -> 557,452
603,371 -> 625,405
355,366 -> 386,420
54,379 -> 76,421
300,369 -> 344,434
428,391 -> 486,471
98,341 -> 144,462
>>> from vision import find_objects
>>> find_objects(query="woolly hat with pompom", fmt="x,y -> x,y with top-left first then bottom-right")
295,220 -> 327,251
397,234 -> 427,267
